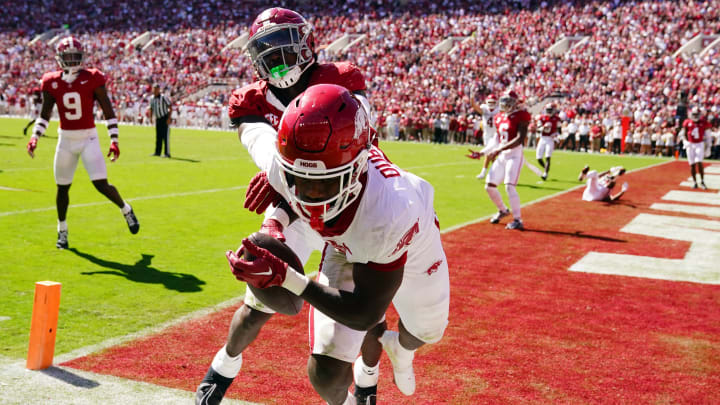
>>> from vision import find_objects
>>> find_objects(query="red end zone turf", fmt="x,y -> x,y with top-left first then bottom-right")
63,161 -> 720,404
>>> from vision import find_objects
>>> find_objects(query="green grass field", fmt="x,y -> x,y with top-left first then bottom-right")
0,116 -> 663,359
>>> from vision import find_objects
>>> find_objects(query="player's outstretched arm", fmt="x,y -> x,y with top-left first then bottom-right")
27,91 -> 56,158
94,85 -> 120,161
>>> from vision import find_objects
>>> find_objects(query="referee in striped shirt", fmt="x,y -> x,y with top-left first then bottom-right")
149,84 -> 172,157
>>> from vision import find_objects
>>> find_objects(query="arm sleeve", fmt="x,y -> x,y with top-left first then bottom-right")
240,121 -> 278,171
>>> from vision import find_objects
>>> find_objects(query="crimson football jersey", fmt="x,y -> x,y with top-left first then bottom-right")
682,118 -> 710,143
41,69 -> 106,130
494,109 -> 531,144
535,114 -> 561,137
228,62 -> 366,130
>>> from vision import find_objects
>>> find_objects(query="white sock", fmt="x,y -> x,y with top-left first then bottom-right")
353,356 -> 379,388
210,345 -> 243,379
479,167 -> 487,177
121,202 -> 132,215
58,220 -> 68,232
506,184 -> 521,220
485,186 -> 507,212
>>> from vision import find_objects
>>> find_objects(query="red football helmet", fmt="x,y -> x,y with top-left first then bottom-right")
275,84 -> 371,229
499,90 -> 519,113
246,8 -> 315,88
55,36 -> 84,73
485,94 -> 497,109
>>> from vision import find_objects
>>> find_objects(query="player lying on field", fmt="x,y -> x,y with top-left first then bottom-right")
578,165 -> 628,202
225,84 -> 450,405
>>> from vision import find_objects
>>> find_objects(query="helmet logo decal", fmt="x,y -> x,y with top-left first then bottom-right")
353,108 -> 367,140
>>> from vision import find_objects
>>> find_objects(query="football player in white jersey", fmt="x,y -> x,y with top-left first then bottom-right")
196,8 -> 381,405
226,84 -> 450,405
470,92 -> 498,179
578,165 -> 628,202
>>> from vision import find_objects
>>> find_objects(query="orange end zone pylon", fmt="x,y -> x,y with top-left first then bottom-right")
26,281 -> 61,370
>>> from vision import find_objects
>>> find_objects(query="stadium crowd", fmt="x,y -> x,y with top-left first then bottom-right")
1,0 -> 719,155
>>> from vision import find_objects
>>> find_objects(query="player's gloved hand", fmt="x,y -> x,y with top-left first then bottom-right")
107,140 -> 120,162
226,238 -> 288,288
259,218 -> 285,242
621,182 -> 629,192
27,137 -> 38,158
465,149 -> 483,159
244,171 -> 281,214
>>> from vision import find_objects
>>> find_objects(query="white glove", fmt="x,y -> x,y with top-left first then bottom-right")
621,182 -> 629,192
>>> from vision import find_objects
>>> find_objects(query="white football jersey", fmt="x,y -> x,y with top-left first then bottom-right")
269,146 -> 445,275
479,104 -> 498,138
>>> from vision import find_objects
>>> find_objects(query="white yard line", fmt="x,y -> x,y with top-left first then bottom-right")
0,185 -> 247,217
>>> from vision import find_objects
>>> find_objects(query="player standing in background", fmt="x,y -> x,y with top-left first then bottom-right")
22,86 -> 43,136
195,8 -> 382,405
483,90 -> 530,230
25,36 -> 139,249
227,84 -> 449,405
534,103 -> 561,181
679,107 -> 710,190
470,92 -> 498,179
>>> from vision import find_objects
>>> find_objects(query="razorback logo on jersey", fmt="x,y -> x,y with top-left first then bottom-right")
328,240 -> 352,255
265,113 -> 279,127
390,219 -> 420,256
426,260 -> 443,276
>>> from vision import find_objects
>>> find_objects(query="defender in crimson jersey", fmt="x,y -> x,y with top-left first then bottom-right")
26,37 -> 138,249
679,107 -> 711,189
196,9 -> 384,405
534,103 -> 561,180
227,84 -> 449,405
484,90 -> 530,231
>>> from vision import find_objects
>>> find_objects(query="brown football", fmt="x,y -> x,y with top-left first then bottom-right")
244,232 -> 305,315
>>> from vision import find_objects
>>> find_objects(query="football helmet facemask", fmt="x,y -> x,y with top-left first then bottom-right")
55,36 -> 84,74
275,84 -> 371,230
246,8 -> 315,88
689,107 -> 700,121
544,103 -> 556,115
499,90 -> 519,113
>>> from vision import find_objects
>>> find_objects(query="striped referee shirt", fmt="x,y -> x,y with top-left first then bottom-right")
150,94 -> 171,119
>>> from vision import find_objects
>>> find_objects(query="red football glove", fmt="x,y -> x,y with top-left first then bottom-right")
226,238 -> 288,288
465,149 -> 483,159
107,141 -> 120,162
260,218 -> 286,242
27,138 -> 38,158
244,171 -> 282,214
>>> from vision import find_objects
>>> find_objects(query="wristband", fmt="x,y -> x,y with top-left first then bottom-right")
32,117 -> 48,137
282,269 -> 310,295
268,206 -> 291,229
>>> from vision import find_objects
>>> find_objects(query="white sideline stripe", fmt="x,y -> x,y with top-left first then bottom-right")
0,186 -> 247,217
2,155 -> 243,172
0,185 -> 33,191
651,202 -> 720,218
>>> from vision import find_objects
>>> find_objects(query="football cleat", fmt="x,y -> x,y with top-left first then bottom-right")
354,384 -> 377,405
379,331 -> 415,396
541,171 -> 548,181
489,209 -> 510,224
56,230 -> 68,249
195,369 -> 234,405
123,209 -> 140,234
701,182 -> 708,190
506,218 -> 524,230
693,183 -> 699,189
